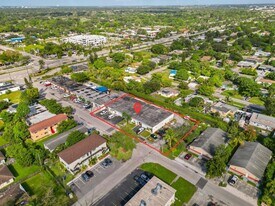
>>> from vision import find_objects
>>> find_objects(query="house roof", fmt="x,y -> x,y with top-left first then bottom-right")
0,165 -> 14,185
28,114 -> 68,133
249,112 -> 275,129
58,134 -> 106,164
229,142 -> 272,179
0,151 -> 5,160
190,127 -> 228,156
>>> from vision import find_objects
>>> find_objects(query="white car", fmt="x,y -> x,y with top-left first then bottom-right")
228,175 -> 238,186
136,127 -> 145,134
100,110 -> 107,115
108,114 -> 115,119
63,94 -> 70,98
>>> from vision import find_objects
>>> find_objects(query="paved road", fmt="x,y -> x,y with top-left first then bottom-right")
74,143 -> 255,206
213,90 -> 251,106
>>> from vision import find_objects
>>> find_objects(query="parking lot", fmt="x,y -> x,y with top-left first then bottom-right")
179,152 -> 207,174
95,109 -> 124,125
94,169 -> 151,206
69,157 -> 123,198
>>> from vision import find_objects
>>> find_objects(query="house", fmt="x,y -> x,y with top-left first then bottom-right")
254,50 -> 271,57
0,82 -> 20,95
200,56 -> 213,62
107,96 -> 174,133
125,67 -> 137,74
211,102 -> 238,117
28,114 -> 68,141
237,60 -> 257,68
157,88 -> 179,98
7,104 -> 18,113
0,165 -> 14,189
58,134 -> 108,174
44,125 -> 87,152
188,128 -> 228,159
257,65 -> 275,72
228,142 -> 272,183
0,151 -> 5,165
249,113 -> 275,132
125,176 -> 176,206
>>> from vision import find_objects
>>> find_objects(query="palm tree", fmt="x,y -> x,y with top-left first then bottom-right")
38,59 -> 45,71
164,129 -> 177,148
122,112 -> 131,124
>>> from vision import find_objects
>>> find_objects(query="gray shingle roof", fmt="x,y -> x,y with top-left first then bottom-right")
190,127 -> 228,156
229,142 -> 272,179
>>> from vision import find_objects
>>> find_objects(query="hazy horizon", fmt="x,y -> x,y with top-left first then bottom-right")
0,0 -> 274,7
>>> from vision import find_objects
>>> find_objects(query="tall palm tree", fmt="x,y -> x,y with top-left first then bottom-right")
164,129 -> 177,148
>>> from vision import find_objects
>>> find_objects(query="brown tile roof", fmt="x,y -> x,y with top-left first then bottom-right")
58,134 -> 106,164
0,165 -> 14,185
28,114 -> 68,133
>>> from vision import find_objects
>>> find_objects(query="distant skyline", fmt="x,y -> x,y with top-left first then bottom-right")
0,0 -> 274,7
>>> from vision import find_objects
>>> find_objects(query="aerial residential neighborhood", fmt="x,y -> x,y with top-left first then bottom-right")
0,1 -> 274,206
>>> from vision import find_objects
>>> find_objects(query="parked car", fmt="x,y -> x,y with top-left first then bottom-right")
108,114 -> 115,119
134,175 -> 146,186
81,173 -> 90,182
184,154 -> 192,160
83,104 -> 91,109
150,134 -> 158,140
101,158 -> 113,168
140,173 -> 150,182
136,127 -> 145,134
100,110 -> 107,115
63,94 -> 70,98
85,170 -> 94,178
228,175 -> 238,186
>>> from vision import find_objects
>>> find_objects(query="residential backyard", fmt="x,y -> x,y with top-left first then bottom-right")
140,163 -> 197,205
8,162 -> 41,182
0,91 -> 21,103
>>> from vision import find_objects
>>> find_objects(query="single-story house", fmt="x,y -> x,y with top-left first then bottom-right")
125,176 -> 176,206
254,50 -> 271,57
228,142 -> 272,183
58,134 -> 108,174
125,67 -> 137,74
0,165 -> 14,189
0,82 -> 20,95
249,112 -> 275,132
188,127 -> 228,159
28,114 -> 68,141
157,88 -> 179,98
211,102 -> 239,117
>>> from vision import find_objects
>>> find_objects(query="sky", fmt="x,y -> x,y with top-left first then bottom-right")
0,0 -> 274,7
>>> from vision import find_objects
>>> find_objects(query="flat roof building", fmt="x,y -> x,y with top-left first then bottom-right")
249,112 -> 275,132
44,125 -> 87,152
189,127 -> 228,159
63,35 -> 107,47
125,176 -> 176,206
228,142 -> 272,183
108,96 -> 174,133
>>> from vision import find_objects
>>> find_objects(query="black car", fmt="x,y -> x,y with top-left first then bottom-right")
150,134 -> 158,140
101,158 -> 113,168
85,170 -> 94,178
81,173 -> 90,182
133,175 -> 146,186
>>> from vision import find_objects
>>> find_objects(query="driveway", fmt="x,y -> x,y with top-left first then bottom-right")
69,157 -> 123,199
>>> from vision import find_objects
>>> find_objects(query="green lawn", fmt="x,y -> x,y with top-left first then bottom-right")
249,97 -> 264,106
48,161 -> 74,184
140,130 -> 151,138
221,90 -> 243,100
0,91 -> 21,103
140,163 -> 177,184
0,136 -> 8,146
172,177 -> 197,205
140,163 -> 197,205
8,162 -> 41,182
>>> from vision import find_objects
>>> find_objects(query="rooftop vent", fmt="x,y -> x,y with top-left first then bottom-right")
151,183 -> 162,196
140,200 -> 147,206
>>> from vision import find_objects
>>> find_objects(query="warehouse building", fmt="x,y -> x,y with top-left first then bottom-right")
63,35 -> 107,47
126,176 -> 176,206
107,96 -> 174,133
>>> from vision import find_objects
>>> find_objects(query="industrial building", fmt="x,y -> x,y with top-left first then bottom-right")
63,35 -> 107,47
125,176 -> 176,206
107,96 -> 174,133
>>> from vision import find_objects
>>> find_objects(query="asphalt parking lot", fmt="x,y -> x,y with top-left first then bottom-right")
93,169 -> 150,206
96,110 -> 124,125
69,157 -> 123,199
